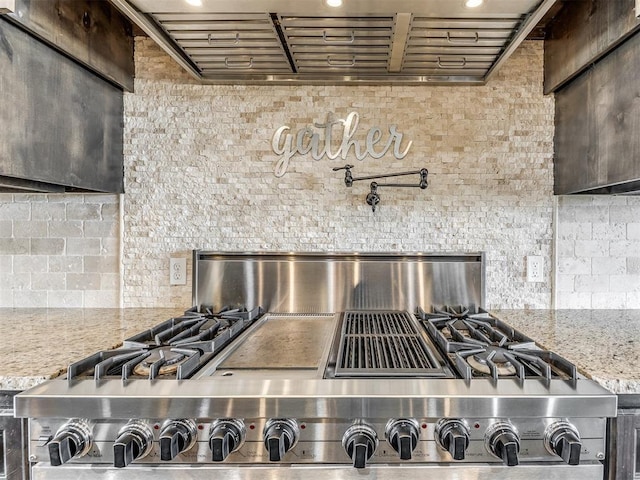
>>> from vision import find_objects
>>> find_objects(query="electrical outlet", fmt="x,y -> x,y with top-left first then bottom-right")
169,257 -> 187,286
526,256 -> 544,283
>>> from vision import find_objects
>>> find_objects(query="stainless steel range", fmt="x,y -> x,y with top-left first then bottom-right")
16,252 -> 617,480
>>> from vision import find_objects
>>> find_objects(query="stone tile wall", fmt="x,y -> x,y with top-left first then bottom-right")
2,40 -> 636,311
122,38 -> 555,309
555,196 -> 640,308
0,194 -> 120,307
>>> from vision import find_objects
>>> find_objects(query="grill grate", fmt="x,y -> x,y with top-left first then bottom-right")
334,311 -> 442,377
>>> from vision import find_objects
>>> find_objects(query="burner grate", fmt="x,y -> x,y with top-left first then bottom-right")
334,311 -> 443,377
418,307 -> 578,382
66,306 -> 264,382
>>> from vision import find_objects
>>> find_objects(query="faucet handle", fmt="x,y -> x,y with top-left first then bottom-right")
333,165 -> 354,187
366,183 -> 380,212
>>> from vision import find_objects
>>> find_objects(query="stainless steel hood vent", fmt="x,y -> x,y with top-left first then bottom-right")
110,0 -> 557,85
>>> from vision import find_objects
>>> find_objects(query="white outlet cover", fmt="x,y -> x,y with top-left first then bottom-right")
526,256 -> 544,283
170,257 -> 187,286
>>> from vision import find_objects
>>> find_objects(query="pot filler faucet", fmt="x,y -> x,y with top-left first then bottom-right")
333,165 -> 429,212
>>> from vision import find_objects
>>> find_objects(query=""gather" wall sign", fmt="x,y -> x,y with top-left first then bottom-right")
271,112 -> 413,177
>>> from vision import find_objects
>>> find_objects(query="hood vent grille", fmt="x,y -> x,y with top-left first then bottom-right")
403,17 -> 520,76
154,13 -> 293,74
279,16 -> 395,74
111,0 -> 557,84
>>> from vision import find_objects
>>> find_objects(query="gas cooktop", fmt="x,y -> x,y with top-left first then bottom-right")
59,306 -> 580,385
15,252 -> 617,480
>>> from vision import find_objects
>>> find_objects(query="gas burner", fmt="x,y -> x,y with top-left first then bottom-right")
440,317 -> 535,351
132,348 -> 188,378
124,307 -> 260,348
466,346 -> 518,377
433,305 -> 471,319
124,314 -> 208,348
417,306 -> 577,382
66,306 -> 264,382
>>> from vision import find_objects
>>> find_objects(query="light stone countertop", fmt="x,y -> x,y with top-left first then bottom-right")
491,309 -> 640,395
1,308 -> 639,395
0,308 -> 185,390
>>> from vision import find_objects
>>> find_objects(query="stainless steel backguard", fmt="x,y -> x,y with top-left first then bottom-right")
192,251 -> 485,313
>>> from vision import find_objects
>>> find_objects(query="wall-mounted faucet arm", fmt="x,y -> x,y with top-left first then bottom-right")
333,166 -> 429,212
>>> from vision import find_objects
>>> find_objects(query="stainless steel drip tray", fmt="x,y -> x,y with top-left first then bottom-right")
196,313 -> 338,379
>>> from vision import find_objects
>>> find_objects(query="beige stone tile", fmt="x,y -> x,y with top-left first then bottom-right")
0,221 -> 12,238
31,238 -> 65,255
0,238 -> 29,255
66,273 -> 101,291
0,203 -> 30,220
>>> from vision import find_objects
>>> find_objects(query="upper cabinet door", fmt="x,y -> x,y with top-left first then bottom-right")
544,0 -> 640,94
0,19 -> 124,193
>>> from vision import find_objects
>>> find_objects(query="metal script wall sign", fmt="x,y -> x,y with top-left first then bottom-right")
271,112 -> 413,177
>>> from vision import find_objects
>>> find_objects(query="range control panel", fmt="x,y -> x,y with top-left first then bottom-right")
30,417 -> 607,469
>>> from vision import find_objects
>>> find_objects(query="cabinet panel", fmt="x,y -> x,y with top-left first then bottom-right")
0,19 -> 124,193
554,32 -> 640,194
544,0 -> 640,93
5,0 -> 134,91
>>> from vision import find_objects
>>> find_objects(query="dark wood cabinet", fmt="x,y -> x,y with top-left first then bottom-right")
554,31 -> 640,194
548,0 -> 640,195
0,18 -> 124,193
544,0 -> 640,94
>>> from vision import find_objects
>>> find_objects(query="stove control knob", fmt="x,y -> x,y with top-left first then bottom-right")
435,418 -> 470,461
343,422 -> 379,469
159,419 -> 197,461
47,419 -> 92,466
385,418 -> 420,460
263,419 -> 299,462
486,422 -> 520,467
545,421 -> 582,465
209,419 -> 246,462
113,421 -> 154,468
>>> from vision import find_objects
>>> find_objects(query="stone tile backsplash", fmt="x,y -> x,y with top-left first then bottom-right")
2,38 -> 637,310
0,194 -> 120,308
121,38 -> 555,309
555,196 -> 640,309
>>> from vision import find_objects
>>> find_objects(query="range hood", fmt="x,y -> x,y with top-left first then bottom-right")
110,0 -> 557,85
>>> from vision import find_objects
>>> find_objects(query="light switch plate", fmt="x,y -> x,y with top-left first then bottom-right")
170,257 -> 187,286
526,256 -> 544,283
637,0 -> 640,17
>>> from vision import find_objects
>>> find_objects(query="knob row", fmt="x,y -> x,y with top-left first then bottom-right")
351,419 -> 582,469
46,418 -> 583,468
47,418 -> 293,468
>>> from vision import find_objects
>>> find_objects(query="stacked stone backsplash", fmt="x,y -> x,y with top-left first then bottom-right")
556,196 -> 640,308
122,38 -> 555,309
0,194 -> 120,307
3,39 -> 638,310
